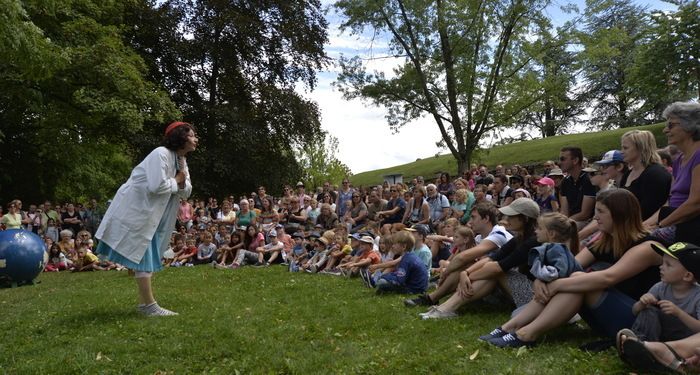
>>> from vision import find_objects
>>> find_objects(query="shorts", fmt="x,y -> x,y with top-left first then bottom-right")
579,288 -> 636,338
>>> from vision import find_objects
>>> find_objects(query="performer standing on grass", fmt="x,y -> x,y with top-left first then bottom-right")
96,122 -> 198,316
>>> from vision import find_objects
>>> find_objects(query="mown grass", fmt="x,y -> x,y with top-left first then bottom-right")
350,123 -> 666,186
1,266 -> 634,374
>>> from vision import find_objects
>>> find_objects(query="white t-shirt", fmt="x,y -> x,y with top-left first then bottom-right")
475,224 -> 512,249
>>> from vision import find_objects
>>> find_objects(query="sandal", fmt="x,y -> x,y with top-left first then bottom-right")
616,328 -> 637,363
622,336 -> 686,374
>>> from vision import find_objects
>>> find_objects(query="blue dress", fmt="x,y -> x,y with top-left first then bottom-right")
96,151 -> 182,273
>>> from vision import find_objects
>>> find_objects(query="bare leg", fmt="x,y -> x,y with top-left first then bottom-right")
268,251 -> 280,264
428,271 -> 461,302
136,274 -> 155,305
515,292 -> 583,341
438,279 -> 497,312
501,300 -> 547,332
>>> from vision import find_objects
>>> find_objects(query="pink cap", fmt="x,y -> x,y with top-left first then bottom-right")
535,177 -> 555,187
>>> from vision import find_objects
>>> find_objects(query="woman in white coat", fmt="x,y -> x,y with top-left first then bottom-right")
96,122 -> 198,316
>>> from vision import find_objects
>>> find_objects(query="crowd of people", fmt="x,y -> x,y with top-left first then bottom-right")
2,102 -> 699,372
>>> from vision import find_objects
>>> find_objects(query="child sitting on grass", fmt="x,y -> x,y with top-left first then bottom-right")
339,235 -> 380,277
255,229 -> 285,266
620,242 -> 700,343
172,237 -> 197,267
361,230 -> 428,294
287,232 -> 308,272
432,226 -> 476,276
303,230 -> 335,273
217,232 -> 244,267
72,243 -> 116,272
194,232 -> 217,265
164,234 -> 186,267
322,231 -> 354,274
44,243 -> 70,272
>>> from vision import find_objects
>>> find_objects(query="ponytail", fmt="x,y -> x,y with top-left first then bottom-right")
568,219 -> 579,254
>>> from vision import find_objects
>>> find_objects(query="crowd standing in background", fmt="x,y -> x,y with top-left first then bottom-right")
1,102 -> 700,372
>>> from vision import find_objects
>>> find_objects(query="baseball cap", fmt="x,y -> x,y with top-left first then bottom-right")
513,188 -> 531,198
548,168 -> 564,177
359,236 -> 374,244
410,224 -> 430,236
268,229 -> 277,237
498,198 -> 540,219
316,237 -> 329,245
275,223 -> 284,228
651,242 -> 700,279
535,177 -> 555,187
308,232 -> 321,239
594,150 -> 624,166
292,232 -> 304,239
582,167 -> 598,173
296,181 -> 304,187
238,226 -> 247,231
349,233 -> 362,241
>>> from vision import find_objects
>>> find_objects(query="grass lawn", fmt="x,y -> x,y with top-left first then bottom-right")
350,122 -> 666,186
2,266 -> 630,374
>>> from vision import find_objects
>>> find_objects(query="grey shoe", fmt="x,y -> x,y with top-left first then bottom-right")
138,302 -> 178,317
420,307 -> 457,320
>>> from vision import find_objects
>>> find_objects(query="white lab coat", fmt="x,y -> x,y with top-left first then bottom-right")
96,146 -> 192,263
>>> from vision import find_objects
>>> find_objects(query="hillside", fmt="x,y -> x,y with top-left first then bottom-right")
350,123 -> 667,187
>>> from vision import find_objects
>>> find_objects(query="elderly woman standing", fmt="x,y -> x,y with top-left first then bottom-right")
96,122 -> 197,317
646,102 -> 700,245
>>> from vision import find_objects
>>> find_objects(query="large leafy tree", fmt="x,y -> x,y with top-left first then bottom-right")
629,1 -> 700,118
578,0 -> 649,129
334,0 -> 550,173
512,21 -> 586,138
0,0 -> 179,202
295,132 -> 352,190
125,0 -> 329,197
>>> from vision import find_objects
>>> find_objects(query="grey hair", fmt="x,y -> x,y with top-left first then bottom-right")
662,101 -> 700,141
60,229 -> 74,238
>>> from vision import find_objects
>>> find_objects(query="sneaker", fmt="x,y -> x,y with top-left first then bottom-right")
230,263 -> 240,269
359,268 -> 375,288
171,261 -> 181,267
420,307 -> 458,320
479,327 -> 507,342
310,264 -> 318,273
404,294 -> 434,307
252,262 -> 266,268
185,263 -> 194,267
214,263 -> 229,270
210,261 -> 218,268
138,302 -> 178,317
322,268 -> 342,276
418,305 -> 440,317
488,333 -> 535,348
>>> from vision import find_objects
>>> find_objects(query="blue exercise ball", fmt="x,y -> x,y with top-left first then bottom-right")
0,229 -> 46,285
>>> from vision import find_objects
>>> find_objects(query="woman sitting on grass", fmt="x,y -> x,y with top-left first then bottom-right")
420,198 -> 541,320
481,189 -> 662,348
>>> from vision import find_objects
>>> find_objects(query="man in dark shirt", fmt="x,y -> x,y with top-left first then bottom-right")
559,147 -> 596,227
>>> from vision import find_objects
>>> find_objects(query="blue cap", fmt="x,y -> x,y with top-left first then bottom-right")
594,150 -> 624,166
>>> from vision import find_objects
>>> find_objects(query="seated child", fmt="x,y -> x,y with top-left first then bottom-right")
288,232 -> 308,272
44,243 -> 70,272
303,230 -> 335,273
363,230 -> 428,294
165,234 -> 186,267
217,232 -> 244,267
339,235 -> 381,277
432,226 -> 475,275
172,237 -> 197,267
72,243 -> 116,272
625,242 -> 700,342
195,232 -> 218,265
323,231 -> 354,273
255,229 -> 285,265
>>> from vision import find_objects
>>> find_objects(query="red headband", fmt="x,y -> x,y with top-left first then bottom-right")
164,121 -> 191,136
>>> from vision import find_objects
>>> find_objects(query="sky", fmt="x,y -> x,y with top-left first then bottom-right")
300,0 -> 676,174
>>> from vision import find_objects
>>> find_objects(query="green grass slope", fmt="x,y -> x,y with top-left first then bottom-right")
351,123 -> 666,187
2,267 -> 630,374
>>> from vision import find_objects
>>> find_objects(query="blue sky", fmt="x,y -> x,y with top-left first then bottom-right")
303,0 -> 676,174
